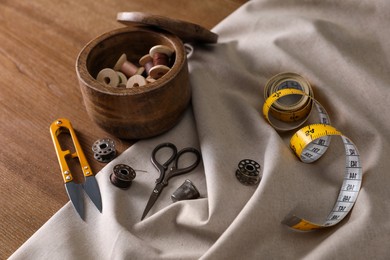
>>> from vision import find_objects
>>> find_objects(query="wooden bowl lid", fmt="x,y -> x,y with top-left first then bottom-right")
117,12 -> 218,44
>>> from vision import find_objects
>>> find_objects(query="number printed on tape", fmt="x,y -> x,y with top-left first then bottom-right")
262,73 -> 363,231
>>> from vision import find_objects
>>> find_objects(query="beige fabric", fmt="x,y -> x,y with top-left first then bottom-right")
11,0 -> 390,259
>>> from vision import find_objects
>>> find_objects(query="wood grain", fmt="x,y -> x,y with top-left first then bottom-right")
0,0 -> 246,258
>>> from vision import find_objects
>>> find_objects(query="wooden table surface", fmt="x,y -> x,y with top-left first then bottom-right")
0,1 -> 246,258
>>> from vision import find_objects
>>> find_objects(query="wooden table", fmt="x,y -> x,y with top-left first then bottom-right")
0,1 -> 246,258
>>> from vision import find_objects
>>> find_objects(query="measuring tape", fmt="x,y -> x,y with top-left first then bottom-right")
262,73 -> 362,231
264,72 -> 314,127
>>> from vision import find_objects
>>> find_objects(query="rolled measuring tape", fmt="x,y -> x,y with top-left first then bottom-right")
262,73 -> 362,231
264,72 -> 313,126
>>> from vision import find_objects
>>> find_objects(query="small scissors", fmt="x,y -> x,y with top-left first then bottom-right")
141,142 -> 201,220
50,118 -> 102,220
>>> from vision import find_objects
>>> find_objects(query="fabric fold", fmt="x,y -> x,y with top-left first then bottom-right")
11,0 -> 390,259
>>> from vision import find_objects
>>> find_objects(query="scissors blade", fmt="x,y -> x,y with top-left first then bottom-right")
83,176 -> 103,213
65,182 -> 84,220
141,183 -> 164,220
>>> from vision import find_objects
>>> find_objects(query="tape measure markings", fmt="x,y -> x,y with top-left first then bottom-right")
314,102 -> 330,125
263,89 -> 315,131
265,88 -> 333,163
286,125 -> 362,230
282,138 -> 361,230
290,123 -> 334,163
264,72 -> 312,111
262,73 -> 362,231
264,73 -> 314,124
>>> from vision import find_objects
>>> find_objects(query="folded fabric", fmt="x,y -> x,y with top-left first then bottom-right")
11,0 -> 390,259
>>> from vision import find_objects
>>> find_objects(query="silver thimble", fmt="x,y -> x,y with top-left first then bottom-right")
171,179 -> 200,202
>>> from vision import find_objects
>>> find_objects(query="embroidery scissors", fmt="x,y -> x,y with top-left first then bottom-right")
141,142 -> 201,220
50,118 -> 102,220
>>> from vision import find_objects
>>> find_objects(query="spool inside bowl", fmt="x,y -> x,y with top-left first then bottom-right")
86,29 -> 178,88
76,27 -> 189,139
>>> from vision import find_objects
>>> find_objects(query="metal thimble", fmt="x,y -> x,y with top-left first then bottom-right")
171,179 -> 200,202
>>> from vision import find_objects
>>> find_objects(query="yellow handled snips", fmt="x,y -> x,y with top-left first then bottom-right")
50,118 -> 102,219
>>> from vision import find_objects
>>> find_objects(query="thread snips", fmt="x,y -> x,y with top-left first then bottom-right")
50,118 -> 102,220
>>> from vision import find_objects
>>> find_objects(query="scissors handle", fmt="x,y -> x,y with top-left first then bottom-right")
163,147 -> 201,184
151,142 -> 177,183
142,144 -> 201,220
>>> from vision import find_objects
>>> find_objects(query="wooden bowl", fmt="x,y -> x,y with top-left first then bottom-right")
76,27 -> 189,139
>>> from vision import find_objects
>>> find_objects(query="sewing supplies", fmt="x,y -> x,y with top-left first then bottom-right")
114,53 -> 143,78
149,45 -> 174,79
92,138 -> 117,163
110,164 -> 136,189
141,142 -> 201,220
263,72 -> 314,130
262,73 -> 362,231
95,44 -> 175,89
127,74 -> 147,88
50,118 -> 103,220
146,76 -> 156,83
235,159 -> 261,186
171,179 -> 200,202
96,68 -> 120,88
77,12 -> 218,139
117,71 -> 128,88
139,54 -> 153,75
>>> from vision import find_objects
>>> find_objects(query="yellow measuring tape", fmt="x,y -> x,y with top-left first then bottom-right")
262,73 -> 362,231
264,72 -> 313,126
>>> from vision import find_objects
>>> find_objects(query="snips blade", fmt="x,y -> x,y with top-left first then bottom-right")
141,183 -> 164,220
65,182 -> 85,220
83,176 -> 103,213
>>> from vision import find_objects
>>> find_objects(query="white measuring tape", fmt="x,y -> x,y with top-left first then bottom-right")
262,73 -> 362,231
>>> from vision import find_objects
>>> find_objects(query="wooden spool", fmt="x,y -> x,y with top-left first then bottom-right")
76,12 -> 217,139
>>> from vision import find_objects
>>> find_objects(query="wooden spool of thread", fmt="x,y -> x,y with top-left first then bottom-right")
126,74 -> 147,88
150,44 -> 174,58
146,76 -> 156,83
96,68 -> 120,87
139,54 -> 153,75
117,71 -> 127,88
149,45 -> 174,79
149,65 -> 170,80
152,52 -> 170,66
114,53 -> 142,78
